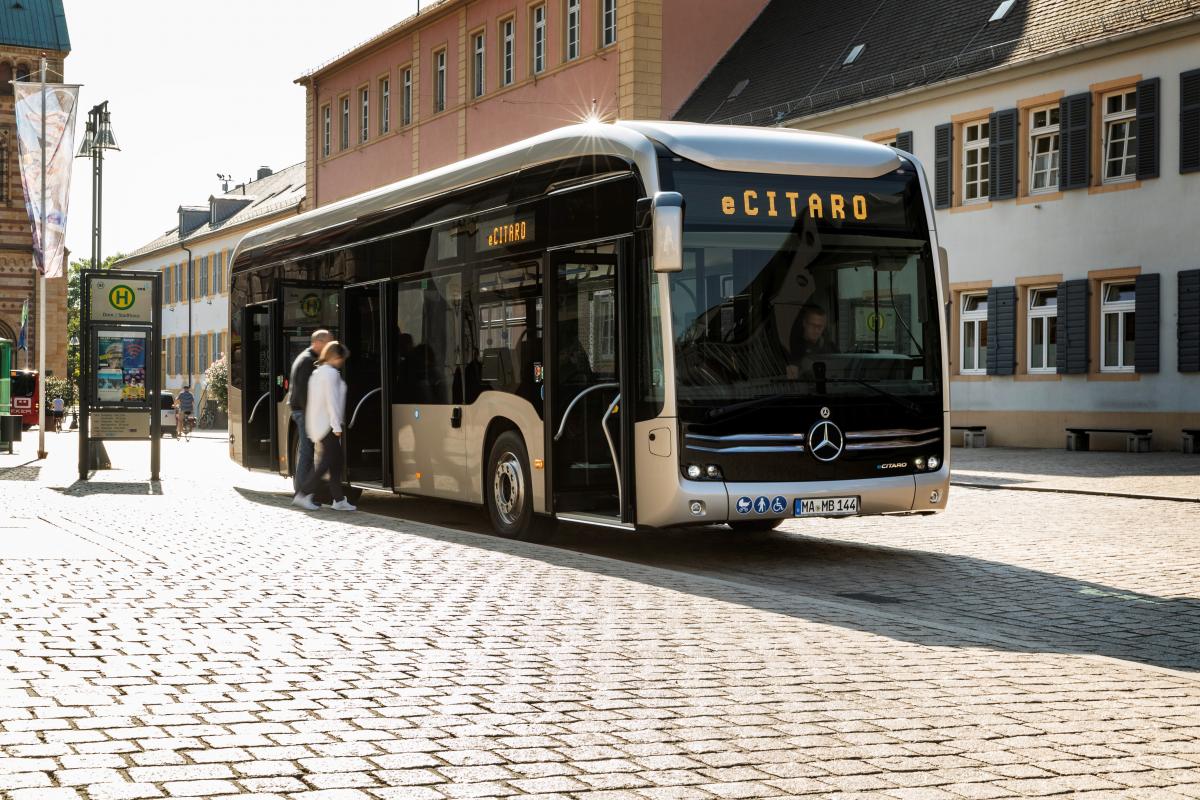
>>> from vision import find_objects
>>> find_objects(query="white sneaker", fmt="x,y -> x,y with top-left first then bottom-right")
331,498 -> 357,512
292,493 -> 320,511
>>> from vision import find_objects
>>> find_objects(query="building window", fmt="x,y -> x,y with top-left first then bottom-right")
198,255 -> 209,297
213,251 -> 224,294
434,49 -> 447,113
360,87 -> 370,143
472,31 -> 485,98
401,67 -> 413,126
601,0 -> 617,47
322,104 -> 331,157
960,292 -> 988,374
164,265 -> 173,305
532,4 -> 546,74
501,18 -> 515,86
175,261 -> 184,301
199,332 -> 209,370
1029,105 -> 1059,194
1028,287 -> 1057,373
1100,280 -> 1135,372
565,0 -> 580,60
380,77 -> 390,134
962,120 -> 990,203
174,336 -> 183,376
340,96 -> 350,150
1102,89 -> 1137,183
166,338 -> 173,377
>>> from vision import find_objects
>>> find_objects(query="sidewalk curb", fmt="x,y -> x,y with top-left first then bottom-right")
952,480 -> 1200,504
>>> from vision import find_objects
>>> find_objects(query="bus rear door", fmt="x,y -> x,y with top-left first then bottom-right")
241,301 -> 280,470
341,281 -> 391,489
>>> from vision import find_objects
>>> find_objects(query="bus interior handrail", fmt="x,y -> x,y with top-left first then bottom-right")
601,392 -> 622,510
247,392 -> 271,425
348,387 -> 382,430
553,382 -> 619,442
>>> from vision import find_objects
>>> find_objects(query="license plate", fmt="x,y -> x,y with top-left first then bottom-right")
795,496 -> 860,516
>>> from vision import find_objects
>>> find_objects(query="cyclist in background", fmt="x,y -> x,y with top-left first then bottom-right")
175,385 -> 195,440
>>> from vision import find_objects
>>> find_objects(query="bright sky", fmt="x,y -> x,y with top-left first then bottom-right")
63,0 -> 419,263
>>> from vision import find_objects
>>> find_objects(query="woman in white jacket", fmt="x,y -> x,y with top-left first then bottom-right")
294,341 -> 356,511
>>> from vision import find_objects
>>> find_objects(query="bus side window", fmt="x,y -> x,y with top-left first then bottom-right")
394,274 -> 461,405
475,262 -> 543,413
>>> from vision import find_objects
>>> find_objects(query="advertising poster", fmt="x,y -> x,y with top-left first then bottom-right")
95,330 -> 147,404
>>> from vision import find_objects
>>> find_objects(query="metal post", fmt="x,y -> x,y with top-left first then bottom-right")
36,56 -> 47,459
78,272 -> 88,481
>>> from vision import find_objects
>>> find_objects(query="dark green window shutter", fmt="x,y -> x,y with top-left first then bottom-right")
895,130 -> 913,153
933,123 -> 952,209
1057,279 -> 1090,374
1135,77 -> 1160,180
1134,273 -> 1160,373
1180,269 -> 1200,372
988,109 -> 1019,200
985,286 -> 1017,375
1059,92 -> 1091,190
1182,69 -> 1200,174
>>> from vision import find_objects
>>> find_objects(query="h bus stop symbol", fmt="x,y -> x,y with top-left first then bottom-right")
109,285 -> 135,311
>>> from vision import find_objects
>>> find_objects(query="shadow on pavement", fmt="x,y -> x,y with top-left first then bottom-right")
233,486 -> 1200,673
0,461 -> 42,481
54,480 -> 164,496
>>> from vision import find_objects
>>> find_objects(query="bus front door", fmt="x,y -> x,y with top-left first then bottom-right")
242,301 -> 280,471
342,282 -> 390,489
548,243 -> 633,528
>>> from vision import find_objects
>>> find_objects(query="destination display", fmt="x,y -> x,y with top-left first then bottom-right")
476,213 -> 536,251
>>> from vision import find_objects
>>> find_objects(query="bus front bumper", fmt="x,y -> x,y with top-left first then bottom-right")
638,466 -> 950,529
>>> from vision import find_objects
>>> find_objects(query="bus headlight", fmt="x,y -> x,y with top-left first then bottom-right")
927,455 -> 941,471
685,464 -> 703,480
705,464 -> 722,479
914,456 -> 925,470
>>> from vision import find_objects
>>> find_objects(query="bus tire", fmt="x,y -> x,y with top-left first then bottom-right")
486,430 -> 536,539
728,519 -> 782,534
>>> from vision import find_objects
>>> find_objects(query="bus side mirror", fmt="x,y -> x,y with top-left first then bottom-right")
937,246 -> 950,306
652,192 -> 684,273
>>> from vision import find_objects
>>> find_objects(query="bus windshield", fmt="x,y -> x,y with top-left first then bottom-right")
666,162 -> 941,417
11,371 -> 35,397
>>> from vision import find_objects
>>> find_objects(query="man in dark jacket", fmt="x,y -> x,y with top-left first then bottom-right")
290,329 -> 331,500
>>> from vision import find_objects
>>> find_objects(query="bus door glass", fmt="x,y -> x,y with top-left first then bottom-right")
342,282 -> 390,488
241,302 -> 279,470
548,242 -> 632,524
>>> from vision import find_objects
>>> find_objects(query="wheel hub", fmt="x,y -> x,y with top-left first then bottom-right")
493,451 -> 524,526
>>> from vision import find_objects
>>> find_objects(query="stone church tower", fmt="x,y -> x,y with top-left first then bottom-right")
0,0 -> 70,378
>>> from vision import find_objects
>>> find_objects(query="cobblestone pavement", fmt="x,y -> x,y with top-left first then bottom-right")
1,434 -> 1198,799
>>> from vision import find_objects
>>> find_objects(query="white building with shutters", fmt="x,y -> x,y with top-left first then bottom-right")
115,164 -> 305,402
677,0 -> 1200,450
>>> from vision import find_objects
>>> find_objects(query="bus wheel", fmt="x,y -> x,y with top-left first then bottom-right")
486,431 -> 535,539
728,519 -> 782,534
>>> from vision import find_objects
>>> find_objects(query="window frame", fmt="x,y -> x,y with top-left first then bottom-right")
339,95 -> 350,151
961,120 -> 990,204
471,29 -> 486,99
565,0 -> 580,61
601,0 -> 617,48
531,3 -> 547,75
401,65 -> 413,126
434,48 -> 447,113
1028,105 -> 1060,195
359,85 -> 370,144
1026,286 -> 1058,374
1099,280 -> 1136,372
379,74 -> 391,134
960,292 -> 988,375
500,16 -> 515,87
1101,88 -> 1138,184
321,103 -> 331,158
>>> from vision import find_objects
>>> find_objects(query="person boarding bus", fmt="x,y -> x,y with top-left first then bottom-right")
288,329 -> 332,496
294,341 -> 355,512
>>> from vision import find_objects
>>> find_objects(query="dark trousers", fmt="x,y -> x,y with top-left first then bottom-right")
291,410 -> 314,493
301,431 -> 345,503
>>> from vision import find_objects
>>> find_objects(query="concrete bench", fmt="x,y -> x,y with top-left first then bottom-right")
1183,428 -> 1200,454
1066,427 -> 1152,453
951,425 -> 987,448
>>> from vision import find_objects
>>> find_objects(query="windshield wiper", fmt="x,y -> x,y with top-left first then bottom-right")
823,378 -> 924,416
704,391 -> 802,421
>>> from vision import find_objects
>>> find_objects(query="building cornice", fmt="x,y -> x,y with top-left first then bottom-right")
785,14 -> 1200,130
115,204 -> 304,267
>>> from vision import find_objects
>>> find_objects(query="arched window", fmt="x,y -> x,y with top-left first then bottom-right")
15,63 -> 30,82
0,63 -> 12,95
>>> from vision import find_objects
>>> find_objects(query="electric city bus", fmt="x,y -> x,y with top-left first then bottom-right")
228,121 -> 950,539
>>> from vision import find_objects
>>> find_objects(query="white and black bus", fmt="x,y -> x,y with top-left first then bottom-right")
228,121 -> 950,538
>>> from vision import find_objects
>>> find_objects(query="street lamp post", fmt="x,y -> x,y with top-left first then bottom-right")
75,101 -> 120,270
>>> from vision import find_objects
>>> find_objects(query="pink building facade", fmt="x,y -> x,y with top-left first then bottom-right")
297,0 -> 767,208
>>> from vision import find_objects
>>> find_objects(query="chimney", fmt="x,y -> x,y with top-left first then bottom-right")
256,166 -> 273,180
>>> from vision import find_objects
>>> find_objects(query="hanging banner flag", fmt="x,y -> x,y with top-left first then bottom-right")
12,80 -> 80,279
16,298 -> 29,351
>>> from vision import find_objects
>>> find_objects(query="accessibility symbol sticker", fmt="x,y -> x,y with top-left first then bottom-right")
108,284 -> 135,310
753,496 -> 770,514
735,497 -> 752,514
771,496 -> 787,514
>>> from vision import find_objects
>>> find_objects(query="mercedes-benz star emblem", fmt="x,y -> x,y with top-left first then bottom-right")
808,419 -> 845,463
819,406 -> 831,419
